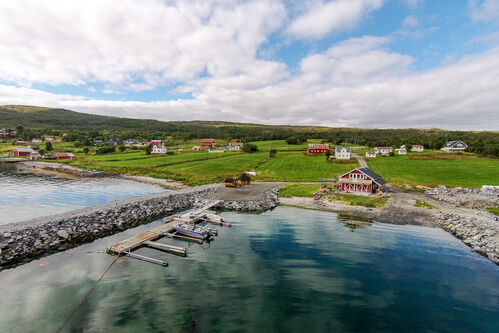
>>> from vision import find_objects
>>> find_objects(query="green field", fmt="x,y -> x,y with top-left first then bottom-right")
367,151 -> 499,188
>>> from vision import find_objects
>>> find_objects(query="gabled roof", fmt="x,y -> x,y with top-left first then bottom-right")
412,144 -> 424,147
308,144 -> 329,149
444,140 -> 467,148
237,173 -> 251,181
224,177 -> 235,183
339,167 -> 386,186
14,148 -> 34,153
375,146 -> 393,149
335,146 -> 351,153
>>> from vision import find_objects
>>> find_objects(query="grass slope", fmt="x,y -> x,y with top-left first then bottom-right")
367,151 -> 499,188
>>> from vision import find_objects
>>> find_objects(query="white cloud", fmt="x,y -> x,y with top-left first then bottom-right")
2,38 -> 498,130
0,0 -> 286,90
404,0 -> 423,9
402,15 -> 419,28
468,0 -> 499,22
287,0 -> 384,39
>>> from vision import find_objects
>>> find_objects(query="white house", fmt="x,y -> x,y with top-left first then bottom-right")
397,145 -> 407,155
335,146 -> 351,159
441,140 -> 468,152
227,142 -> 244,151
375,146 -> 393,156
365,152 -> 377,158
44,137 -> 54,141
31,138 -> 42,144
411,145 -> 424,152
150,140 -> 167,154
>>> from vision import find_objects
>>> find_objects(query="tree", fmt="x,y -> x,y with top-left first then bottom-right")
74,140 -> 83,148
242,143 -> 258,153
16,125 -> 24,136
38,149 -> 46,156
118,145 -> 126,152
45,141 -> 53,151
325,150 -> 331,161
145,144 -> 152,155
82,147 -> 90,154
269,149 -> 277,158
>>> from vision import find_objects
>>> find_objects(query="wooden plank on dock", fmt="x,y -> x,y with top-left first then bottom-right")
110,221 -> 177,253
125,251 -> 168,267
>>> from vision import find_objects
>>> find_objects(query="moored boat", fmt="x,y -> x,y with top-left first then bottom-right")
173,222 -> 214,240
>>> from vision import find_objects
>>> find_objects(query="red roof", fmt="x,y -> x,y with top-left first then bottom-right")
150,140 -> 162,144
308,144 -> 329,149
412,145 -> 424,147
202,139 -> 216,142
56,153 -> 75,157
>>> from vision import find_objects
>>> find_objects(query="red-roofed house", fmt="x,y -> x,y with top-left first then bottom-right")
30,151 -> 41,160
56,153 -> 75,160
374,147 -> 393,156
308,144 -> 330,155
411,145 -> 424,152
201,139 -> 216,147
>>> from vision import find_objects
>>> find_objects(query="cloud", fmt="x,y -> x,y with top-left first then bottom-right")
2,37 -> 498,130
404,0 -> 423,9
402,15 -> 419,28
287,0 -> 384,39
0,0 -> 286,90
468,0 -> 499,22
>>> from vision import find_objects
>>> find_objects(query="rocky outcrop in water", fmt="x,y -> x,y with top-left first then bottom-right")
0,185 -> 220,268
205,188 -> 280,212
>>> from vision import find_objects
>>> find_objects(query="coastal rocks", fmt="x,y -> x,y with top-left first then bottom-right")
434,211 -> 499,264
0,184 -> 220,268
426,186 -> 499,209
202,188 -> 280,212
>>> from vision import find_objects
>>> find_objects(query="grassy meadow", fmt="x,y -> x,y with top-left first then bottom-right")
367,150 -> 499,188
1,139 -> 498,188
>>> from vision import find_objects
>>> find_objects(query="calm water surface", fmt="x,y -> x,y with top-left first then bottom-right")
0,164 -> 164,224
0,206 -> 498,333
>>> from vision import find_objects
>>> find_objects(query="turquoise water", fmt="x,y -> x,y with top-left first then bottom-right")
0,206 -> 498,332
0,164 -> 164,224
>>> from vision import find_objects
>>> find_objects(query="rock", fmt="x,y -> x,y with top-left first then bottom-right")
56,230 -> 69,239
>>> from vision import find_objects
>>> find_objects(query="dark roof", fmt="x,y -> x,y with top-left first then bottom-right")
224,178 -> 235,183
237,173 -> 251,181
444,140 -> 468,148
358,167 -> 386,186
335,146 -> 351,153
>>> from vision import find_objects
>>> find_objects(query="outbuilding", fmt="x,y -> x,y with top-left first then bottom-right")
338,167 -> 386,195
308,144 -> 330,155
224,177 -> 238,188
202,139 -> 217,147
411,145 -> 424,152
56,153 -> 76,160
192,145 -> 202,151
237,173 -> 251,185
13,147 -> 34,156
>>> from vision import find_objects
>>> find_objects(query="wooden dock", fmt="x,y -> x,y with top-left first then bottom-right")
107,200 -> 224,266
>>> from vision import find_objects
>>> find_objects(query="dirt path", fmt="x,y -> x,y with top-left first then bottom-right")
352,153 -> 367,167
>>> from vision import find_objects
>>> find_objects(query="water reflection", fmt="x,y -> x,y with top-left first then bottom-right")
0,164 -> 164,224
0,207 -> 498,333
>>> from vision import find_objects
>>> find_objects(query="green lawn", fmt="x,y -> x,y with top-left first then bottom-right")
279,184 -> 326,197
367,151 -> 499,188
248,139 -> 323,151
487,208 -> 499,216
255,152 -> 358,182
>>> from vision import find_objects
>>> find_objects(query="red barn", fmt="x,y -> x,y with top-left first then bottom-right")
308,144 -> 330,155
338,167 -> 386,195
201,139 -> 216,147
56,153 -> 76,160
13,148 -> 34,156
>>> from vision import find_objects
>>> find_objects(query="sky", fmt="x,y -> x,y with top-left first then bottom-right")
0,0 -> 498,130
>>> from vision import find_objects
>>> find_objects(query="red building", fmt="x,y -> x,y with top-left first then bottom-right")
338,167 -> 386,195
56,153 -> 76,160
307,144 -> 330,155
13,148 -> 34,156
201,139 -> 216,147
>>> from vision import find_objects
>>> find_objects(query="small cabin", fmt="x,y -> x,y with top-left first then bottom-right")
13,147 -> 34,156
192,145 -> 202,151
411,145 -> 424,152
308,144 -> 330,155
56,153 -> 76,160
237,173 -> 251,185
365,152 -> 377,158
224,177 -> 238,188
30,152 -> 41,160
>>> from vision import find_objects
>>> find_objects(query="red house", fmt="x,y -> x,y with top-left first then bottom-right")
201,139 -> 216,147
338,167 -> 386,195
56,153 -> 75,160
308,144 -> 330,155
13,148 -> 34,156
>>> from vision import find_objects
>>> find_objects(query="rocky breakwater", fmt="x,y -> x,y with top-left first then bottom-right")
0,184 -> 220,268
426,185 -> 499,209
435,210 -> 499,264
202,187 -> 280,212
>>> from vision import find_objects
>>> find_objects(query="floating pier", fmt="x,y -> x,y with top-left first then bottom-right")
107,200 -> 227,266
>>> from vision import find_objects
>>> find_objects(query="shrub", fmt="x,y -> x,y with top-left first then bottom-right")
269,149 -> 277,158
242,143 -> 258,153
117,145 -> 126,152
96,145 -> 115,154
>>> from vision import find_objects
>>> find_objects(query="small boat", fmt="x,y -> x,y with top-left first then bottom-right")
173,222 -> 214,240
